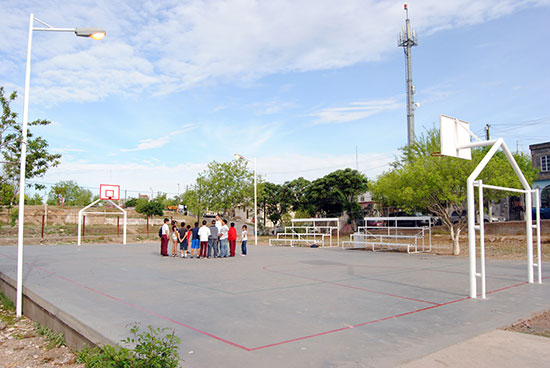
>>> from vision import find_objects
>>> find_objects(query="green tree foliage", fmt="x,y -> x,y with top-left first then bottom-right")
306,168 -> 368,225
182,176 -> 209,221
258,182 -> 289,226
371,128 -> 537,255
282,177 -> 312,214
0,87 -> 61,206
196,159 -> 254,214
26,193 -> 43,205
135,198 -> 164,218
46,181 -> 93,206
125,197 -> 138,207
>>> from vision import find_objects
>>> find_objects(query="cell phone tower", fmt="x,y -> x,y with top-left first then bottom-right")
398,3 -> 418,147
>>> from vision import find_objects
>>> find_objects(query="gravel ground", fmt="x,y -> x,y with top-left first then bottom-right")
0,303 -> 83,368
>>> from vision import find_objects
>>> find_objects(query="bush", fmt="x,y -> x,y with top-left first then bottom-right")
77,323 -> 182,368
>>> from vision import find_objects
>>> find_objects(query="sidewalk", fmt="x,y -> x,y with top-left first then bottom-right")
398,329 -> 550,367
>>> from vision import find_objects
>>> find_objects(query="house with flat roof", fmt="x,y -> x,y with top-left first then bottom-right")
529,141 -> 550,208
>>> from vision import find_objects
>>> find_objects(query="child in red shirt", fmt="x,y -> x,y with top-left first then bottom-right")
228,222 -> 238,257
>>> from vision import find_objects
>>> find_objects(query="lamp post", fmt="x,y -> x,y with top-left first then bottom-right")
234,154 -> 257,246
16,14 -> 105,318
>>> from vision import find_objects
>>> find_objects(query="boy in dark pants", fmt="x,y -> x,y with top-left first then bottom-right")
208,220 -> 219,258
160,218 -> 170,256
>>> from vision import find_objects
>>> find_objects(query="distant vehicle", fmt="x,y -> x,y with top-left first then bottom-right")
484,213 -> 506,222
387,211 -> 426,227
450,210 -> 506,223
533,207 -> 550,219
450,210 -> 466,224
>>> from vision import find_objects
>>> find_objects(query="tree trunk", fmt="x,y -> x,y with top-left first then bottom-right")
450,226 -> 461,256
488,201 -> 493,223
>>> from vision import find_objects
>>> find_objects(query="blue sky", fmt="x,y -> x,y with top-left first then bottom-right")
1,0 -> 549,199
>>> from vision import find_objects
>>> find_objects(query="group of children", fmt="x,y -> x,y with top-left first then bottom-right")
160,214 -> 248,258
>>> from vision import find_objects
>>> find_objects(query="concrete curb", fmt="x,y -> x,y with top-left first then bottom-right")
0,271 -> 115,351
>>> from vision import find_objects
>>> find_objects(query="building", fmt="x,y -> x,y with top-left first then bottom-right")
529,142 -> 550,208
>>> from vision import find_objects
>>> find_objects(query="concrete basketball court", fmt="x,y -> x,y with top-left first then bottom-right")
0,243 -> 548,367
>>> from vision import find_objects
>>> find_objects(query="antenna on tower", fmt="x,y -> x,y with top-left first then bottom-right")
398,3 -> 418,147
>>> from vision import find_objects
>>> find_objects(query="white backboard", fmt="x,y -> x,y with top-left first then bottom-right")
440,115 -> 472,160
100,184 -> 120,200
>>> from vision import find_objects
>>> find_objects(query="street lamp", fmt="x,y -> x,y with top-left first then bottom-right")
16,14 -> 105,318
234,153 -> 258,246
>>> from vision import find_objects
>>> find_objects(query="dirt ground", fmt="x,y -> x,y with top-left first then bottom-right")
504,310 -> 550,338
430,233 -> 550,261
0,302 -> 83,368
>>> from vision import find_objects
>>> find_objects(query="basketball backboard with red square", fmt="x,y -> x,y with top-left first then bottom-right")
100,184 -> 120,200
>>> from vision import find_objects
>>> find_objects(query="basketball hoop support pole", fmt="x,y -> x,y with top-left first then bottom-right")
467,138 -> 534,298
78,199 -> 126,245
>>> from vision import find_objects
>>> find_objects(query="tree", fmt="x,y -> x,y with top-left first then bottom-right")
282,177 -> 313,214
306,168 -> 368,226
196,159 -> 254,214
258,182 -> 289,227
47,181 -> 93,206
371,128 -> 537,255
26,193 -> 43,205
182,176 -> 209,221
1,87 -> 61,206
135,198 -> 164,218
125,197 -> 139,207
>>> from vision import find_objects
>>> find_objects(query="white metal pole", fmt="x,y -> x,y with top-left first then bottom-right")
77,211 -> 82,245
467,178 -> 476,299
16,13 -> 34,318
525,190 -> 534,283
123,210 -> 127,245
535,189 -> 542,284
478,182 -> 486,299
254,157 -> 257,246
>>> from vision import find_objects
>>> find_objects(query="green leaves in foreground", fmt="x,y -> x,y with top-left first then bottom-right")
77,323 -> 182,368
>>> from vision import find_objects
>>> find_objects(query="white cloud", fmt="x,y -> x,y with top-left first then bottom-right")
2,1 -> 548,104
311,98 -> 402,125
120,124 -> 196,152
38,151 -> 395,196
40,159 -> 208,196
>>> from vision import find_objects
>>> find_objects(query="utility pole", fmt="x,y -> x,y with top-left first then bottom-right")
398,3 -> 418,147
484,124 -> 491,140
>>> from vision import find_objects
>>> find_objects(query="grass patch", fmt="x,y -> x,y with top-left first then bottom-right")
0,290 -> 15,311
0,290 -> 16,325
34,322 -> 66,349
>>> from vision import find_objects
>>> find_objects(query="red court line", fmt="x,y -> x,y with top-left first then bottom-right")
0,254 -> 251,351
1,252 -> 546,352
249,296 -> 471,351
249,278 -> 547,351
263,265 -> 439,305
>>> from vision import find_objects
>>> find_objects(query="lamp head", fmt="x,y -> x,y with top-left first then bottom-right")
75,27 -> 106,40
234,153 -> 245,160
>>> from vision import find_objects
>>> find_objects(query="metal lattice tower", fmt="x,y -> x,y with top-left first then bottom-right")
398,3 -> 418,147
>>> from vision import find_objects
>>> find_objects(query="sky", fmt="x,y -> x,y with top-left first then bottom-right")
1,0 -> 549,200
